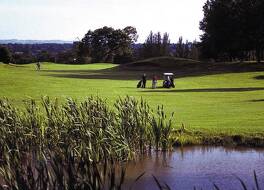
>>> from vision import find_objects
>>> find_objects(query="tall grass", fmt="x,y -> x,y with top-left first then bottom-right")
151,105 -> 174,151
0,96 -> 175,189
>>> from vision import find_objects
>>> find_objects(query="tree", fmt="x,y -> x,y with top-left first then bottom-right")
37,50 -> 53,62
12,53 -> 36,64
189,40 -> 200,60
78,26 -> 138,63
162,33 -> 170,56
142,31 -> 155,58
200,0 -> 264,62
237,0 -> 264,63
175,37 -> 184,58
141,31 -> 171,58
0,46 -> 12,64
183,40 -> 191,58
200,0 -> 237,60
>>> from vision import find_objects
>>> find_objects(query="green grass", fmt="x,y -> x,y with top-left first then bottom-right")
1,62 -> 264,144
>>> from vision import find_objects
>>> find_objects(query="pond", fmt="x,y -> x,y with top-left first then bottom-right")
123,146 -> 264,190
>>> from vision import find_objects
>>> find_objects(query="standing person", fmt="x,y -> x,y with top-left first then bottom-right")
36,62 -> 41,71
152,75 -> 158,89
142,73 -> 147,88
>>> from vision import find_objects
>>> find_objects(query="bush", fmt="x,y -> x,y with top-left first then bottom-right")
0,46 -> 12,64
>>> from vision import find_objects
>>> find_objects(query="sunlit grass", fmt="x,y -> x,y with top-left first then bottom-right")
1,62 -> 264,139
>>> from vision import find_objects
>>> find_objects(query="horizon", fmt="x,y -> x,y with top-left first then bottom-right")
0,0 -> 206,43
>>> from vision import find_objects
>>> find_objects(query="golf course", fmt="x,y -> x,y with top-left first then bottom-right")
3,0 -> 264,188
1,57 -> 264,145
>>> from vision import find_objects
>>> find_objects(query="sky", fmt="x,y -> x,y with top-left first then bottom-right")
0,0 -> 207,43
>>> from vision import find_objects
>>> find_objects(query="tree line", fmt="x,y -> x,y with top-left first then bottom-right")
75,26 -> 138,64
200,0 -> 264,62
0,27 -> 199,64
0,44 -> 73,64
76,28 -> 199,64
2,0 -> 264,65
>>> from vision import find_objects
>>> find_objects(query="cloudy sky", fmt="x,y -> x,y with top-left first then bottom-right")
0,0 -> 206,42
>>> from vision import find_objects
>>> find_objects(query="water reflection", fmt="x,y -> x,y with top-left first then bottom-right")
123,146 -> 264,190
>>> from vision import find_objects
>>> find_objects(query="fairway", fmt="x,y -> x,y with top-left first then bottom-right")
1,62 -> 264,140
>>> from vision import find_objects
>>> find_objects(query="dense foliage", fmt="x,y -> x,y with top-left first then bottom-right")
2,43 -> 73,64
0,46 -> 12,64
140,31 -> 171,58
200,0 -> 264,62
77,26 -> 138,63
136,32 -> 199,60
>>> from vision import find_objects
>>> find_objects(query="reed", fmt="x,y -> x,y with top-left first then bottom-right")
151,105 -> 174,151
0,96 -> 175,189
115,96 -> 152,154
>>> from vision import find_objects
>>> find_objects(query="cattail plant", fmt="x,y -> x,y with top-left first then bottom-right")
0,96 -> 176,190
151,106 -> 174,151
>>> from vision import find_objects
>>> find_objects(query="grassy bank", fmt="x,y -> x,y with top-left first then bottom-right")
0,60 -> 264,146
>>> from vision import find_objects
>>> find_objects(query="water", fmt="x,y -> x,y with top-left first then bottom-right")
123,146 -> 264,190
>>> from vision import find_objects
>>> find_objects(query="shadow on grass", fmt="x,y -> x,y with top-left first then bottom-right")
43,60 -> 264,80
47,73 -> 140,80
45,68 -> 141,80
254,75 -> 264,80
141,87 -> 264,93
249,99 -> 264,102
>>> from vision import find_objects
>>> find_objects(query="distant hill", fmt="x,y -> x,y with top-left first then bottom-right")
113,56 -> 264,78
119,56 -> 200,71
0,39 -> 73,44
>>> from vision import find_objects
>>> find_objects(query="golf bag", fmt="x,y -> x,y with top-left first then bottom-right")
137,80 -> 142,88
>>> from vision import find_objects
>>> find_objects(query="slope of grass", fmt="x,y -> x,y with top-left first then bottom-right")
1,61 -> 264,145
